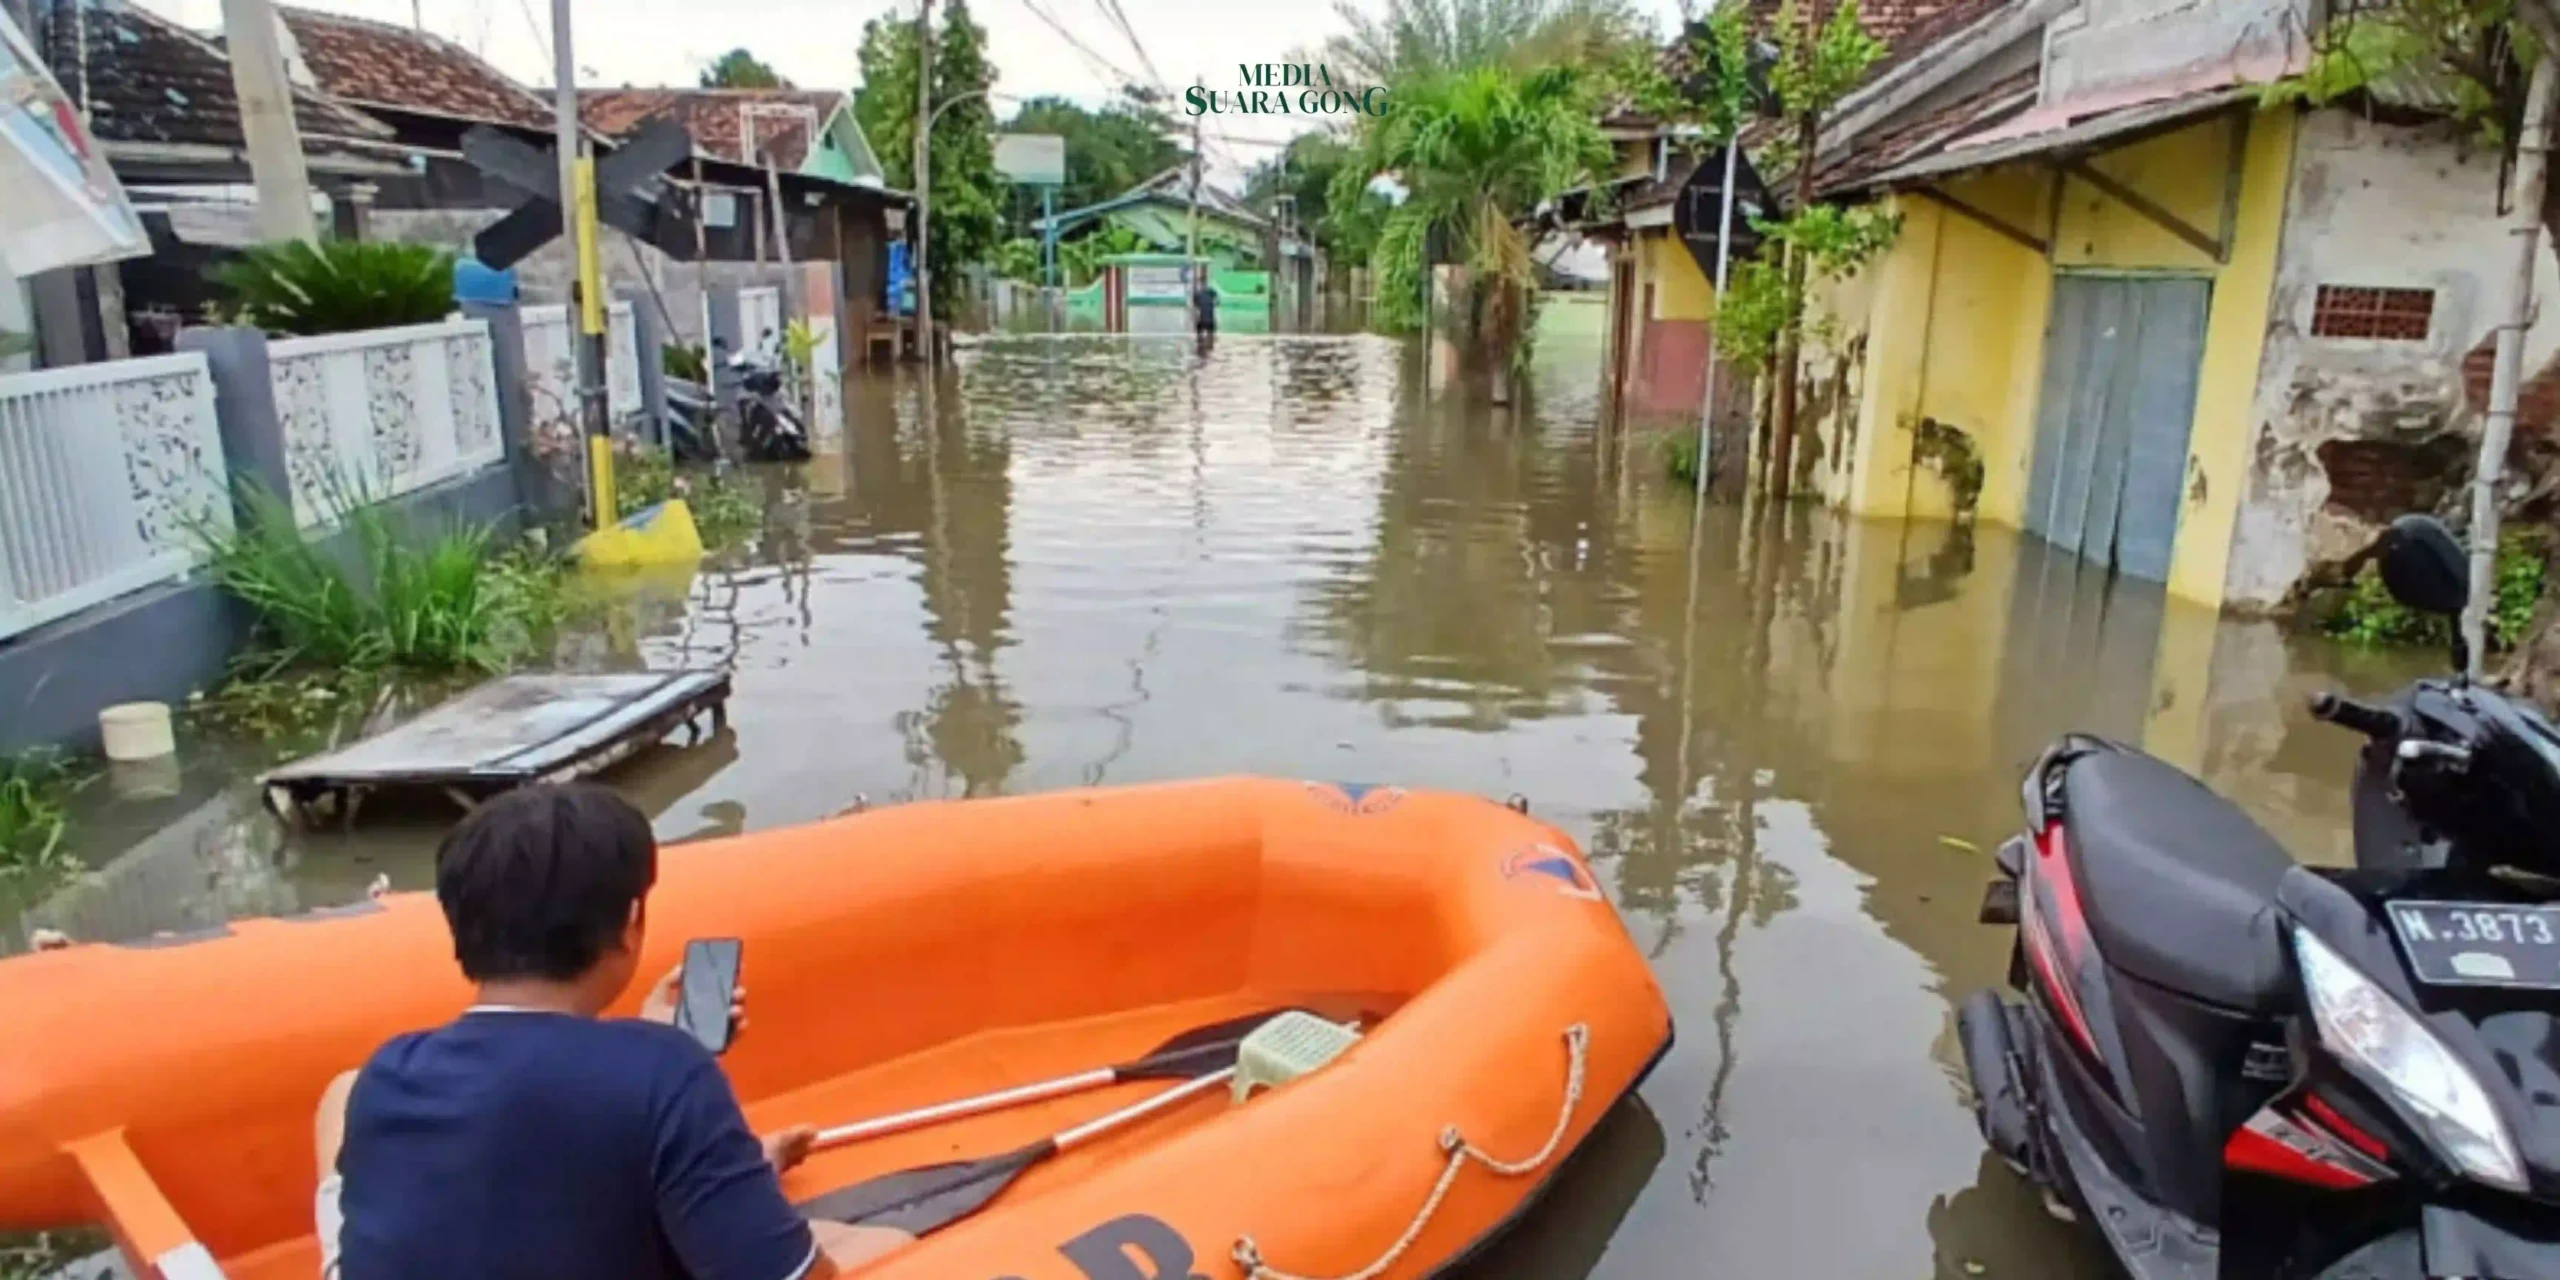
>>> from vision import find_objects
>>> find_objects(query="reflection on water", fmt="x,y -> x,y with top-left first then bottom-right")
18,327 -> 2441,1275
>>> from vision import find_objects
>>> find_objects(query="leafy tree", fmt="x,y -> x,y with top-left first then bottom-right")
1338,64 -> 1612,389
1663,0 -> 1889,499
856,0 -> 1002,321
700,48 -> 788,89
1324,0 -> 1652,83
1058,223 -> 1150,285
998,95 -> 1184,225
994,237 -> 1043,282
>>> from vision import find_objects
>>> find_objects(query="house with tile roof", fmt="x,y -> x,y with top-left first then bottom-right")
1569,1 -> 1985,457
34,0 -> 397,187
1760,0 -> 2560,624
257,13 -> 907,363
14,0 -> 411,359
577,88 -> 885,188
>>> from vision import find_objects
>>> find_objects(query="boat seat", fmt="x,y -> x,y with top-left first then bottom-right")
2060,748 -> 2293,1013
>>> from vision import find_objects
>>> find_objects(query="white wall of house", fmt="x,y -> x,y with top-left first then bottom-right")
2225,110 -> 2560,610
370,207 -> 794,350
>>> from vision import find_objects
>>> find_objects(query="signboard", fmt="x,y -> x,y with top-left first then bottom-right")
1125,264 -> 1188,301
0,8 -> 145,276
994,133 -> 1066,186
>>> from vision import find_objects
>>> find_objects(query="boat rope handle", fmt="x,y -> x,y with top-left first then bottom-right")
1231,1023 -> 1588,1280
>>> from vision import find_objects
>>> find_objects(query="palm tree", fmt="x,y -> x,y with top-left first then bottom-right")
1344,64 -> 1610,399
1324,0 -> 1651,83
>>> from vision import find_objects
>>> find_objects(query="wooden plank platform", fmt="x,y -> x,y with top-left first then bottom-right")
259,670 -> 730,825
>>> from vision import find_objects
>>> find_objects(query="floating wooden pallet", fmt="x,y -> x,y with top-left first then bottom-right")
259,670 -> 730,825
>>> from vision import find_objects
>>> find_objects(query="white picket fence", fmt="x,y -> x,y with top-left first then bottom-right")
0,353 -> 230,642
520,301 -> 643,430
269,319 -> 505,529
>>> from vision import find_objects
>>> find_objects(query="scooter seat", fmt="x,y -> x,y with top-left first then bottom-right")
2061,747 -> 2293,1012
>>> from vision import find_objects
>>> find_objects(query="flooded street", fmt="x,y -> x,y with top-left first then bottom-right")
13,322 -> 2441,1276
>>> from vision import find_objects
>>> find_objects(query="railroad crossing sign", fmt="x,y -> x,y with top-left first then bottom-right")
460,118 -> 693,269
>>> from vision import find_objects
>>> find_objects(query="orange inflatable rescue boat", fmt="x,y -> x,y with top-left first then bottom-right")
0,779 -> 1672,1279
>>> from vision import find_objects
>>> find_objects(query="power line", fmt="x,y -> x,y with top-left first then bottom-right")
1014,0 -> 1145,91
513,0 -> 550,64
1092,0 -> 1169,95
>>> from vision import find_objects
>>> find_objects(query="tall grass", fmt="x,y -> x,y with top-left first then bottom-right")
204,488 -> 564,677
0,752 -> 81,879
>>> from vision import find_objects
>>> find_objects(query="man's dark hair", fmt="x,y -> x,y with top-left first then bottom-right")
435,784 -> 658,982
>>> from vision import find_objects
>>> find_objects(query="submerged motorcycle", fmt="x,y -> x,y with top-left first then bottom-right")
1959,514 -> 2560,1278
662,337 -> 811,464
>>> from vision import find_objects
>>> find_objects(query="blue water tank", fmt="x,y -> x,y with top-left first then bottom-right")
453,256 -> 518,306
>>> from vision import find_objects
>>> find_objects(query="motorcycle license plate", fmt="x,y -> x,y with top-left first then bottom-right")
2388,901 -> 2560,990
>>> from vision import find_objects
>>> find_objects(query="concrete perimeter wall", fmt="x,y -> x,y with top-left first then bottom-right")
0,318 -> 557,755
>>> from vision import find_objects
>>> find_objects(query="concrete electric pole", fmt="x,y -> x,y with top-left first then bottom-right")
551,0 -> 613,528
912,0 -> 936,365
218,0 -> 315,243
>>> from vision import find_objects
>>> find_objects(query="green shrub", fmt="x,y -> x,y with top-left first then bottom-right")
203,488 -> 565,675
662,342 -> 709,382
0,752 -> 83,879
210,240 -> 456,336
616,447 -> 764,548
2324,529 -> 2547,651
1663,431 -> 1701,484
2495,529 -> 2547,646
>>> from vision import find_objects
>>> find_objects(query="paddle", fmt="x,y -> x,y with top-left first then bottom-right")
799,1068 -> 1237,1234
811,1008 -> 1296,1152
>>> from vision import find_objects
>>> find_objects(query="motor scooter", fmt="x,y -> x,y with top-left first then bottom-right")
1960,514 -> 2560,1278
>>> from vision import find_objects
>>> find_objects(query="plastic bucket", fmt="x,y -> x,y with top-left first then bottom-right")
99,701 -> 176,762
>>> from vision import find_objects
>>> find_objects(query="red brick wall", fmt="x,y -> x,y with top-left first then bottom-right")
2462,335 -> 2560,444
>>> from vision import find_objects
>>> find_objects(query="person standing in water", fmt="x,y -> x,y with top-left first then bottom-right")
1191,268 -> 1219,348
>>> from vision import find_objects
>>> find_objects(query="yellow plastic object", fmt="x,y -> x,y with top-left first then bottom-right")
573,498 -> 704,568
1232,1011 -> 1361,1104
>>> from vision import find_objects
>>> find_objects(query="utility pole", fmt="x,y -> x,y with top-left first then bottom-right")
1692,139 -> 1741,513
912,0 -> 937,365
2468,56 -> 2559,674
552,0 -> 613,529
219,0 -> 315,243
1185,81 -> 1202,286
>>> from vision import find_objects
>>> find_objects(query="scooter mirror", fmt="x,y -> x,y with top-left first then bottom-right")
2376,514 -> 2470,617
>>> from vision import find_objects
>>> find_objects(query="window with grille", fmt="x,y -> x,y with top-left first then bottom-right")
2311,286 -> 2435,341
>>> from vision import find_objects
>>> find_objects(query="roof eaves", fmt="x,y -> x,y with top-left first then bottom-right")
1864,84 -> 2256,188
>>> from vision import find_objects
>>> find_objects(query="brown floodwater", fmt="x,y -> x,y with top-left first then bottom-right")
9,319 -> 2444,1277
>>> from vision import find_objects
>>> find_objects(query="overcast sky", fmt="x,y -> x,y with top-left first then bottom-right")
139,0 -> 1687,179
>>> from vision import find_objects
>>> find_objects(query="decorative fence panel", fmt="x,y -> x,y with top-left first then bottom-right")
521,301 -> 641,432
269,319 -> 503,528
0,353 -> 229,641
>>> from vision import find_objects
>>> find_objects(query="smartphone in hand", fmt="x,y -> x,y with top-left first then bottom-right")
674,938 -> 743,1055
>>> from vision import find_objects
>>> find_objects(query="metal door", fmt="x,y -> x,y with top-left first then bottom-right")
2023,275 -> 2211,583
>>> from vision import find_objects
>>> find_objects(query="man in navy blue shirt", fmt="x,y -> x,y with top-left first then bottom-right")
319,785 -> 906,1279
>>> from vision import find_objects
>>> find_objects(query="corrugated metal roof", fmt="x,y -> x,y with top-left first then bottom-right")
1866,85 -> 2258,185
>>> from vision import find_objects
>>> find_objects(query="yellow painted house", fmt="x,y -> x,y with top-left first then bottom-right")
1774,0 -> 2560,612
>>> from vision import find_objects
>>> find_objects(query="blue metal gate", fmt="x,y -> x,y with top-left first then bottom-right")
2023,275 -> 2211,583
